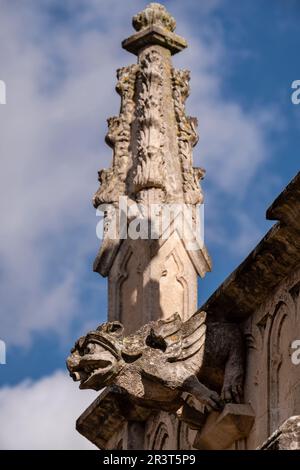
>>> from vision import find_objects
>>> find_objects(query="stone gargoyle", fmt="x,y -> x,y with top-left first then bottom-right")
67,311 -> 244,417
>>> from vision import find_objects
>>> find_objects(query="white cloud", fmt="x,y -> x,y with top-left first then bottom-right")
170,10 -> 277,195
0,0 -> 278,347
0,370 -> 97,449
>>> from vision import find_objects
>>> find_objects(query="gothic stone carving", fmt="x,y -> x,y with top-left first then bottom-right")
93,65 -> 137,207
93,51 -> 206,209
172,68 -> 204,205
242,265 -> 300,448
133,3 -> 177,33
67,310 -> 244,427
132,48 -> 166,195
122,3 -> 187,56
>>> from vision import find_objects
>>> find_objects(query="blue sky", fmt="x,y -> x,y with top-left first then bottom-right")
0,0 -> 299,449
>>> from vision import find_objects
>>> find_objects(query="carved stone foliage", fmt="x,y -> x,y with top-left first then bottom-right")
159,247 -> 188,320
172,68 -> 204,205
133,3 -> 176,33
93,65 -> 138,207
132,48 -> 166,196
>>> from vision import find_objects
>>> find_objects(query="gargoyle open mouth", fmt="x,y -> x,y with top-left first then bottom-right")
70,359 -> 113,390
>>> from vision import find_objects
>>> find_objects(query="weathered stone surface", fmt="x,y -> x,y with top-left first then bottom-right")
89,171 -> 300,450
202,172 -> 300,322
241,263 -> 300,449
260,416 -> 300,450
196,172 -> 300,449
68,2 -> 300,451
122,24 -> 187,57
122,4 -> 187,56
133,3 -> 177,33
76,387 -> 127,449
76,386 -> 151,449
67,311 -> 245,423
93,3 -> 207,287
193,404 -> 255,450
105,232 -> 211,334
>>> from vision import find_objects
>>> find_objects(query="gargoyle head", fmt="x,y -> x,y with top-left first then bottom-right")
66,321 -> 125,391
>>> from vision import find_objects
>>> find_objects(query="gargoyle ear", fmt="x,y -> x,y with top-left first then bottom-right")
146,328 -> 167,352
107,321 -> 124,337
95,321 -> 124,337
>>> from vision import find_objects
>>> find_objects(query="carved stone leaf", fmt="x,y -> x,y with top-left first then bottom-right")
133,3 -> 176,33
133,49 -> 167,194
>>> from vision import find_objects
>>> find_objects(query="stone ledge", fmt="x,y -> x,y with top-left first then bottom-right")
122,25 -> 187,55
193,404 -> 255,450
76,386 -> 152,449
201,172 -> 300,322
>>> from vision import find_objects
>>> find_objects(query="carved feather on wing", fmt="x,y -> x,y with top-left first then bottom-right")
148,310 -> 207,363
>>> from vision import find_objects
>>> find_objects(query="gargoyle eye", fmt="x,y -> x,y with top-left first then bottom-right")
111,324 -> 121,332
109,322 -> 123,335
83,344 -> 94,355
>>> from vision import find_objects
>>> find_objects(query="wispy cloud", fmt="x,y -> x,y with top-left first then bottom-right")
0,370 -> 96,449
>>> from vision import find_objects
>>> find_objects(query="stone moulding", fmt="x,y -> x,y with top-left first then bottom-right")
201,172 -> 300,322
76,391 -> 256,450
267,171 -> 300,227
93,209 -> 212,278
76,386 -> 151,450
122,25 -> 187,56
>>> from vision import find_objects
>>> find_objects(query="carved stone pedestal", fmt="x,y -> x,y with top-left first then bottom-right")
76,387 -> 255,450
76,387 -> 152,450
193,404 -> 255,450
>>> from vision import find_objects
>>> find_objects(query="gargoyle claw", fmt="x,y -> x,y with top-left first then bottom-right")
221,384 -> 243,404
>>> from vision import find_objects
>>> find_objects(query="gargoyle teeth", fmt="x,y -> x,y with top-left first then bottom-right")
71,372 -> 81,382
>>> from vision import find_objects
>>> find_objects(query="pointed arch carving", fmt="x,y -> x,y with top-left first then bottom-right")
267,301 -> 292,434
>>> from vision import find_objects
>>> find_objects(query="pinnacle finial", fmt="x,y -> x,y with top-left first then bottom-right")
132,3 -> 176,33
122,2 -> 186,56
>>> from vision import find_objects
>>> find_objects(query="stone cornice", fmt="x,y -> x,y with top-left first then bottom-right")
201,172 -> 300,322
122,25 -> 187,56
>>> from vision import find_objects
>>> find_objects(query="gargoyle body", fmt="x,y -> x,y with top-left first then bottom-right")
67,311 -> 244,416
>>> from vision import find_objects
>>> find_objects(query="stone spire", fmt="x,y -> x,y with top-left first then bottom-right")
93,3 -> 211,333
93,2 -> 204,208
67,6 -> 255,451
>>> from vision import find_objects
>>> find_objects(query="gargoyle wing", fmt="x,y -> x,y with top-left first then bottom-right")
151,310 -> 207,363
